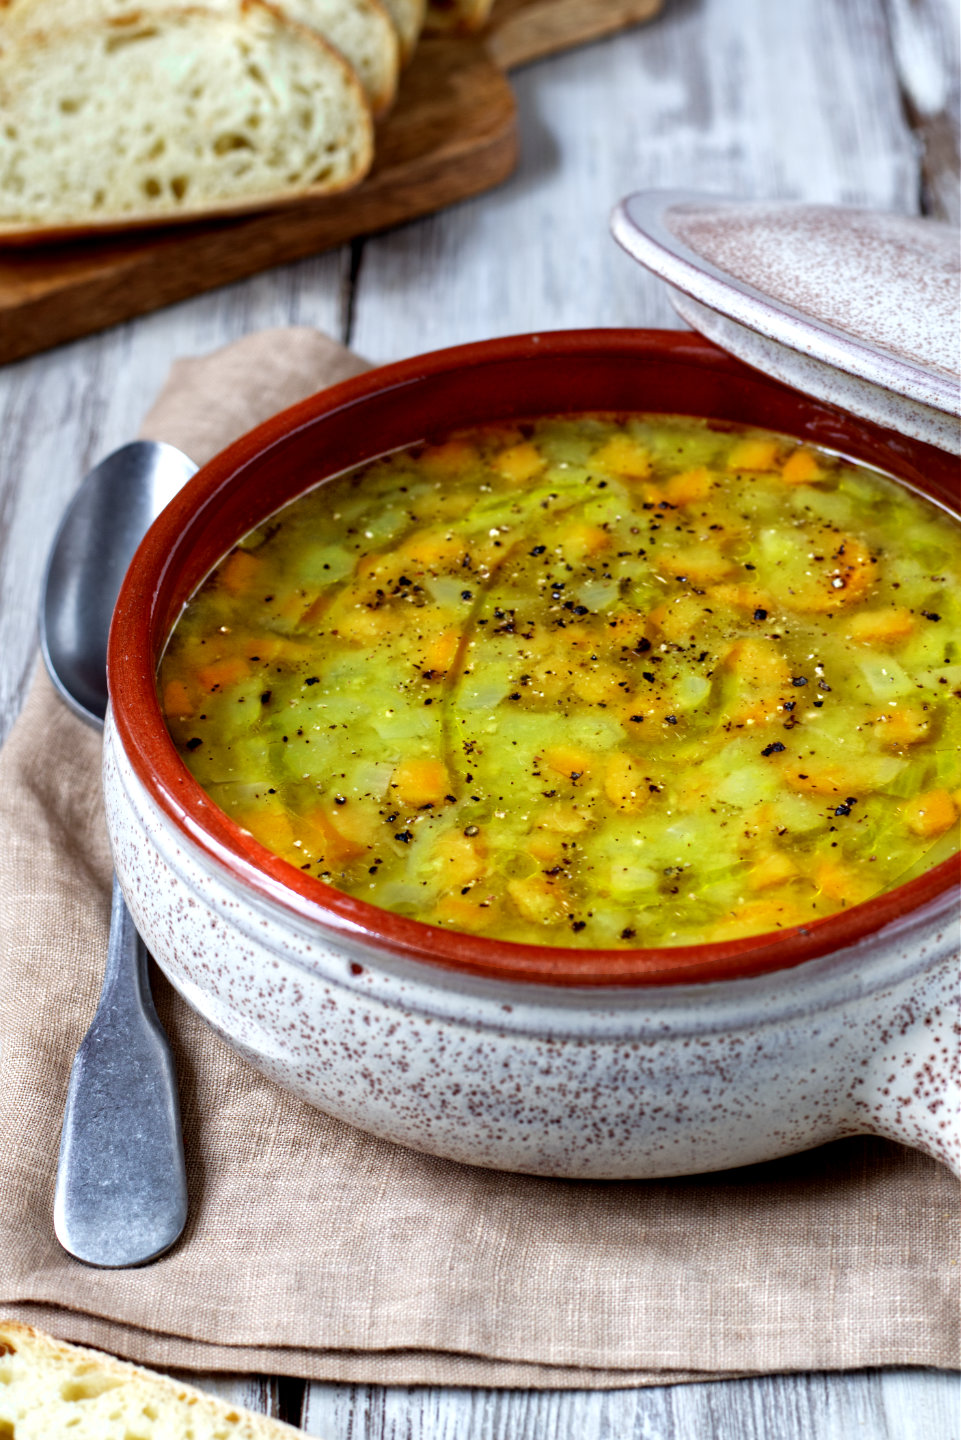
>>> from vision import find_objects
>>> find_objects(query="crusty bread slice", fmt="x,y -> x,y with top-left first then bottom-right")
378,0 -> 423,62
1,0 -> 401,116
284,0 -> 399,112
423,0 -> 492,35
0,0 -> 374,234
0,1320 -> 305,1440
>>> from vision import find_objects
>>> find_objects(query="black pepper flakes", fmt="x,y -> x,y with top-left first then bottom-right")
761,741 -> 786,756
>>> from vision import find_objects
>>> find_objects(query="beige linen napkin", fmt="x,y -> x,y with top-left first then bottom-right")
0,329 -> 957,1386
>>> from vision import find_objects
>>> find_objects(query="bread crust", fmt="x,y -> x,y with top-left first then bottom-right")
0,0 -> 375,237
379,0 -> 424,61
0,1319 -> 305,1439
0,0 -> 402,114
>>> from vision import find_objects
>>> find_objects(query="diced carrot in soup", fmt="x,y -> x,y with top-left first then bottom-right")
663,466 -> 713,505
780,449 -> 822,485
727,437 -> 780,471
592,434 -> 652,478
195,655 -> 251,691
162,678 -> 194,717
903,790 -> 957,838
418,439 -> 478,475
847,609 -> 915,644
494,441 -> 544,484
219,548 -> 261,594
159,414 -> 960,951
391,758 -> 451,807
432,893 -> 499,932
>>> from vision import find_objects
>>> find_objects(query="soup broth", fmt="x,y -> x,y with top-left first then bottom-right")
160,416 -> 961,949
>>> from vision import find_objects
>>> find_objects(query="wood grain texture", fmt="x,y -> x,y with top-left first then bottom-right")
884,0 -> 961,223
0,249 -> 346,741
487,0 -> 663,70
349,0 -> 924,363
0,38 -> 516,365
0,2 -> 957,1436
169,1371 -> 305,1424
0,0 -> 666,366
296,1369 -> 961,1438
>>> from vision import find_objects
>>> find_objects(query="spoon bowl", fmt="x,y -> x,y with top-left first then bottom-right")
41,441 -> 197,727
40,438 -> 197,1267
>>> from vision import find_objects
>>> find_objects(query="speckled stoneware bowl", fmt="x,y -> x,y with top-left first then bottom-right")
104,331 -> 960,1179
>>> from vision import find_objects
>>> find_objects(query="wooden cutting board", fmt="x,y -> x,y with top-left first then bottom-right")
0,0 -> 662,365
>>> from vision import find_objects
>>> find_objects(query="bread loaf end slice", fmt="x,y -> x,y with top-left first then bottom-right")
379,0 -> 424,62
283,0 -> 400,113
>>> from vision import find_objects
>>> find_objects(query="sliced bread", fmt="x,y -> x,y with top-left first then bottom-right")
378,0 -> 424,62
286,0 -> 399,113
0,1319 -> 306,1440
0,0 -> 375,233
1,0 -> 401,116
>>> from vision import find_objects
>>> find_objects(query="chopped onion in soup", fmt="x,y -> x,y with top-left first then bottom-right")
160,416 -> 961,949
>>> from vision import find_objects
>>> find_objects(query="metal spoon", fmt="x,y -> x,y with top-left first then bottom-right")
41,439 -> 198,1267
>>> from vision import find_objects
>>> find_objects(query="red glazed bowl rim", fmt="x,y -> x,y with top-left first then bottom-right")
108,329 -> 960,987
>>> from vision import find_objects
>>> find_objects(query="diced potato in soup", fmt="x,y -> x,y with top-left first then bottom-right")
160,415 -> 961,949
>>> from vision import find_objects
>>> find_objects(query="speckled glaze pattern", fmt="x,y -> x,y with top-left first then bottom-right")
666,293 -> 961,456
611,192 -> 961,454
103,331 -> 961,1179
103,715 -> 960,1179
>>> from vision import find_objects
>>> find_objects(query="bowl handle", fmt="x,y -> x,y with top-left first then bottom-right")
846,950 -> 959,1174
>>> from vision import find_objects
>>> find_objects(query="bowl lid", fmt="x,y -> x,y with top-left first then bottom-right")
611,190 -> 961,454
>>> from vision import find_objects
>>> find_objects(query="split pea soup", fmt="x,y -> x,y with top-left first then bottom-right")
160,415 -> 961,949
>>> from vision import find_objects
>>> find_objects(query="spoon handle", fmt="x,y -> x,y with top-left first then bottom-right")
54,875 -> 188,1267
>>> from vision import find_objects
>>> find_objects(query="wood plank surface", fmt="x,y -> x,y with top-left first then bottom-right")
296,1369 -> 961,1439
0,0 -> 957,1436
0,38 -> 516,365
349,0 -> 925,362
0,0 -> 665,365
883,0 -> 961,224
487,0 -> 663,69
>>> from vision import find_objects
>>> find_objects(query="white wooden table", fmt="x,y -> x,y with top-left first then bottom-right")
1,1 -> 958,1434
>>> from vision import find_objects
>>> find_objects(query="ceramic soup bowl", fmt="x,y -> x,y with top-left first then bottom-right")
104,331 -> 960,1178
